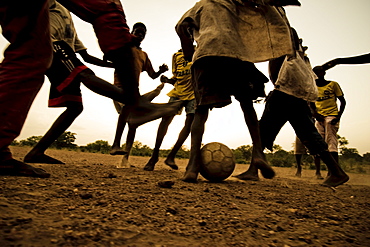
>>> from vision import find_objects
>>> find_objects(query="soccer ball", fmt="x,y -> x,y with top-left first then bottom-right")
200,142 -> 236,182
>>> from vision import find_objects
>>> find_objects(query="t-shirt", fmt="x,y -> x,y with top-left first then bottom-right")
176,0 -> 294,64
49,2 -> 86,52
167,51 -> 194,101
315,81 -> 343,116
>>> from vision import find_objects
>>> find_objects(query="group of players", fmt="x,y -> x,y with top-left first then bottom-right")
1,0 -> 369,188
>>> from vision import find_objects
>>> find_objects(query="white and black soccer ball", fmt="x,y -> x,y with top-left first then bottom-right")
200,142 -> 236,182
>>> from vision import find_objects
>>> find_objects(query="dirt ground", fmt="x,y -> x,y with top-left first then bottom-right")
1,146 -> 370,247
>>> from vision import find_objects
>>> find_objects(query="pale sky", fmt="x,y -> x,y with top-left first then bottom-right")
1,0 -> 370,154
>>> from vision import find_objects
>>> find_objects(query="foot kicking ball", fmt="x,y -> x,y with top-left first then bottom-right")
200,142 -> 236,182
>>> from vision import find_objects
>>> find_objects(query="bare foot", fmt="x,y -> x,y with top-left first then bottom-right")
110,148 -> 127,156
315,174 -> 324,180
295,168 -> 302,177
24,154 -> 64,164
128,100 -> 182,126
164,159 -> 178,170
233,171 -> 259,181
254,158 -> 275,179
182,171 -> 198,183
322,174 -> 349,187
144,158 -> 158,171
117,157 -> 131,168
0,159 -> 50,178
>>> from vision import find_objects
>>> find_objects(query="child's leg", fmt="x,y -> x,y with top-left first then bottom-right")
79,69 -> 126,103
144,115 -> 175,171
319,151 -> 349,187
295,154 -> 303,177
294,136 -> 307,177
314,155 -> 324,179
182,106 -> 209,182
234,100 -> 275,181
291,104 -> 348,187
24,103 -> 83,164
117,126 -> 136,168
111,105 -> 132,155
165,113 -> 194,170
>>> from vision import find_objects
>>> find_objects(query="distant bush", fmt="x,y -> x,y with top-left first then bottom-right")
11,134 -> 367,174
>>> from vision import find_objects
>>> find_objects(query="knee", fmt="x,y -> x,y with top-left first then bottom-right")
67,104 -> 83,116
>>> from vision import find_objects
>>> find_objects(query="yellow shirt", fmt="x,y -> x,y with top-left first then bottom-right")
167,51 -> 195,101
315,81 -> 343,116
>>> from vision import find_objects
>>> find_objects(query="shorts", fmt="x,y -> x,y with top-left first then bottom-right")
315,116 -> 339,152
46,41 -> 88,107
260,90 -> 328,155
169,97 -> 196,115
191,57 -> 268,108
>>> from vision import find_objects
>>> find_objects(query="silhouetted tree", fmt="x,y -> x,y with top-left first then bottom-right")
233,145 -> 252,164
131,141 -> 152,157
84,140 -> 111,154
50,131 -> 77,149
19,136 -> 42,147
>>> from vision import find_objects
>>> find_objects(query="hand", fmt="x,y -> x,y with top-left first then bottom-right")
159,64 -> 169,73
160,75 -> 168,83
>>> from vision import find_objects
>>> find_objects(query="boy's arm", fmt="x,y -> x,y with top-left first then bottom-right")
78,49 -> 114,68
250,0 -> 301,6
147,63 -> 169,79
176,18 -> 195,62
331,96 -> 346,125
160,75 -> 176,85
322,53 -> 370,70
309,102 -> 325,122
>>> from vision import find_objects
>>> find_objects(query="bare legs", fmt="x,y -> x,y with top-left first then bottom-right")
144,113 -> 194,171
313,155 -> 324,179
110,105 -> 133,155
79,69 -> 126,103
295,154 -> 303,177
144,115 -> 175,171
319,151 -> 348,187
234,101 -> 275,181
165,114 -> 194,169
24,103 -> 83,164
110,99 -> 183,156
295,154 -> 323,179
116,126 -> 137,168
24,66 -> 132,163
182,106 -> 208,182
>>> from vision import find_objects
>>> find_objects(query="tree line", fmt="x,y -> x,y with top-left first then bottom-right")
11,132 -> 370,173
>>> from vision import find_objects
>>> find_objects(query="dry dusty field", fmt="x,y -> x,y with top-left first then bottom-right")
1,146 -> 369,247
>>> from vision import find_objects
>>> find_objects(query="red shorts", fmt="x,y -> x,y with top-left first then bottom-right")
46,41 -> 88,107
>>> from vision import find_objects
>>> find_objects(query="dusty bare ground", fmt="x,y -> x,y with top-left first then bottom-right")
1,146 -> 370,247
